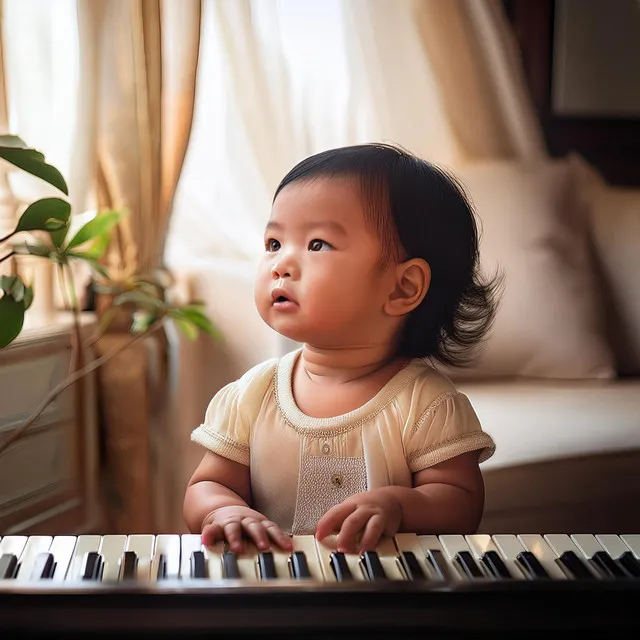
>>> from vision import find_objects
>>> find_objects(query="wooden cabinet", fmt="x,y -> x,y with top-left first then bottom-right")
0,314 -> 101,534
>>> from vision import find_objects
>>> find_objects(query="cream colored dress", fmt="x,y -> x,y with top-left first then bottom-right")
191,348 -> 495,535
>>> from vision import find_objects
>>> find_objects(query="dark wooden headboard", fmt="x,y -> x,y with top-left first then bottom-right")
503,0 -> 640,187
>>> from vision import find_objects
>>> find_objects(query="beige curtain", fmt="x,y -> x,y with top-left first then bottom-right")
412,0 -> 546,162
82,0 -> 202,277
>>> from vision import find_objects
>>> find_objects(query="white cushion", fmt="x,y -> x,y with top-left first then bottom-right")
439,158 -> 615,380
460,378 -> 640,470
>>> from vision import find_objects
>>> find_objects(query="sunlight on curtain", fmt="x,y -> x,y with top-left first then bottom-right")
2,0 -> 82,207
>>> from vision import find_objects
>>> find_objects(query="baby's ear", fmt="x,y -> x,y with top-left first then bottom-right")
384,258 -> 430,317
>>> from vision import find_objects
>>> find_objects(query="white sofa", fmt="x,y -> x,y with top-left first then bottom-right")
456,158 -> 640,534
170,155 -> 640,536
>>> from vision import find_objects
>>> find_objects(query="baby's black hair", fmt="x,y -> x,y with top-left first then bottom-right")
273,142 -> 503,368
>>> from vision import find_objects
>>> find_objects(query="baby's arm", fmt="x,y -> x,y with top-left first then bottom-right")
183,451 -> 292,552
315,450 -> 484,553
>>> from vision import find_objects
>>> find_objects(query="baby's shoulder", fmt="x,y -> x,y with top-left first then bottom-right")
396,359 -> 461,411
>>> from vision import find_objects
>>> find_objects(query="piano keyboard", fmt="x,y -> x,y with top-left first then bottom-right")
2,532 -> 640,635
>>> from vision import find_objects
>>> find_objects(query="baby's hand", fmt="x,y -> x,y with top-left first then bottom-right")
201,506 -> 292,553
315,488 -> 402,553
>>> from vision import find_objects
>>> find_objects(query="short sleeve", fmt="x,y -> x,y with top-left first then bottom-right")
403,390 -> 495,473
190,357 -> 278,466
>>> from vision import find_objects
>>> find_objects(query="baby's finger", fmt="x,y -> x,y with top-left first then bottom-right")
315,502 -> 357,541
245,520 -> 271,551
264,522 -> 293,550
201,522 -> 224,547
223,521 -> 245,553
356,513 -> 385,552
337,509 -> 372,553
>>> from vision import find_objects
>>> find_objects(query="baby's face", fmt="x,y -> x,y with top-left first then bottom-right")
254,178 -> 397,347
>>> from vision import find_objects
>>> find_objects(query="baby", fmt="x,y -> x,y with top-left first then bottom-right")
183,143 -> 501,555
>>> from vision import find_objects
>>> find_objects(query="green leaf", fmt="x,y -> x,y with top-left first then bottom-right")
0,294 -> 25,348
131,310 -> 158,334
15,198 -> 71,234
23,284 -> 34,310
12,242 -> 53,258
174,316 -> 199,340
113,289 -> 165,311
10,277 -> 25,302
173,305 -> 220,338
0,145 -> 68,195
66,229 -> 110,260
65,210 -> 121,251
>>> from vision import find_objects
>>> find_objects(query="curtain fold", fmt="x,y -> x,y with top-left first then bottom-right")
92,0 -> 202,276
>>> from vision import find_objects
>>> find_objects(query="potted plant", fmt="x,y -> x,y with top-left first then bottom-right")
0,134 -> 219,456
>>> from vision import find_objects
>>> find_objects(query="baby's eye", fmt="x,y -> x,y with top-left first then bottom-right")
266,238 -> 280,252
308,239 -> 331,252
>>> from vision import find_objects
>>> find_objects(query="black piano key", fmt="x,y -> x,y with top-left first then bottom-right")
81,551 -> 103,581
190,550 -> 207,579
619,551 -> 640,578
30,552 -> 55,580
222,551 -> 241,579
481,550 -> 512,580
156,554 -> 167,580
454,550 -> 484,579
398,551 -> 426,580
258,552 -> 277,579
591,550 -> 628,579
516,550 -> 550,579
426,549 -> 453,581
558,550 -> 597,580
0,554 -> 18,579
289,551 -> 311,579
120,551 -> 138,580
329,552 -> 353,582
360,551 -> 387,580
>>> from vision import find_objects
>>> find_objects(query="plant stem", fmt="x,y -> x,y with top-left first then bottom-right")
0,251 -> 15,264
0,320 -> 164,457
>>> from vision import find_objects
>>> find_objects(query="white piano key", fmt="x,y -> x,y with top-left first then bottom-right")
126,535 -> 155,581
49,536 -> 77,581
232,543 -> 259,582
67,535 -> 102,581
621,535 -> 640,559
516,534 -> 567,580
203,541 -> 225,580
439,534 -> 485,579
179,534 -> 202,578
544,533 -> 584,557
493,534 -> 527,562
417,535 -> 461,581
393,533 -> 436,580
570,534 -> 605,559
314,535 -> 366,581
543,533 -> 599,578
15,536 -> 52,581
151,534 -> 181,580
369,537 -> 405,581
289,535 -> 324,581
595,534 -> 632,559
465,534 -> 524,579
99,535 -> 127,581
0,535 -> 28,558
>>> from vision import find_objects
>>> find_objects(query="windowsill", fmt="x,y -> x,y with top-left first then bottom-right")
8,310 -> 98,348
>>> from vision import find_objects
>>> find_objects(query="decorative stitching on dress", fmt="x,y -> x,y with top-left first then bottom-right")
200,427 -> 250,452
407,431 -> 493,463
410,390 -> 458,436
273,368 -> 415,437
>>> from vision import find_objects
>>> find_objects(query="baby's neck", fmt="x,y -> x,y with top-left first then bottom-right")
299,344 -> 407,386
